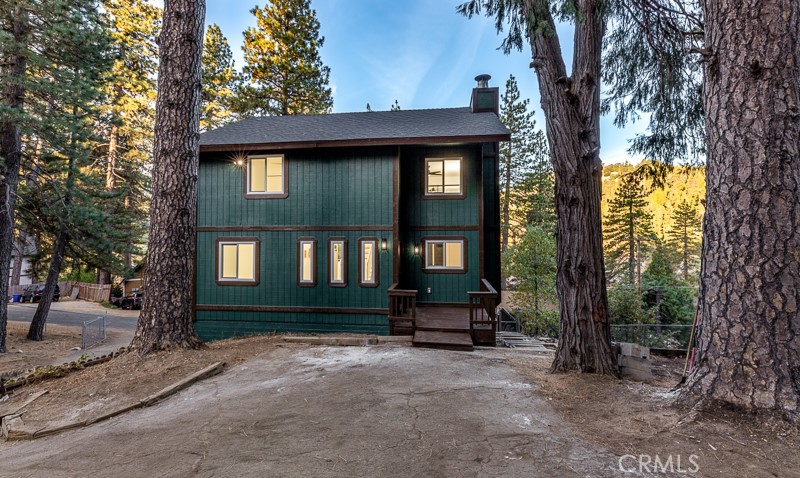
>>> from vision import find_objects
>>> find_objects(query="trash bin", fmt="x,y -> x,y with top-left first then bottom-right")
12,294 -> 21,303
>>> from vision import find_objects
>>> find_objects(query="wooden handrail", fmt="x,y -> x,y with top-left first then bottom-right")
468,278 -> 499,346
388,283 -> 417,335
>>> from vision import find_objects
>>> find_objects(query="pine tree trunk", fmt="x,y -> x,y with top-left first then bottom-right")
27,228 -> 68,341
524,0 -> 617,375
0,5 -> 28,354
685,0 -> 800,417
130,0 -> 205,354
97,123 -> 119,286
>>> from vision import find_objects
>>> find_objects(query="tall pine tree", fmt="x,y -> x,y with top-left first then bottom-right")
499,74 -> 550,250
0,0 -> 30,353
20,0 -> 114,341
201,23 -> 239,131
238,0 -> 332,116
130,0 -> 205,354
604,174 -> 656,285
666,197 -> 702,281
96,0 -> 160,284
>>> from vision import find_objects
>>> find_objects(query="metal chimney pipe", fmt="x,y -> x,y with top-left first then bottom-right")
474,74 -> 491,88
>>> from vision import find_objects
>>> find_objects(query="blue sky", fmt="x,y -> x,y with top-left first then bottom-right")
200,0 -> 646,164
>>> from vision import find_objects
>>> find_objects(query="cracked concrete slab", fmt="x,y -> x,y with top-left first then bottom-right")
0,346 -> 628,477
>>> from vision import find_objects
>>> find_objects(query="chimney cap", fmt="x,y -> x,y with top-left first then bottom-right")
474,74 -> 491,88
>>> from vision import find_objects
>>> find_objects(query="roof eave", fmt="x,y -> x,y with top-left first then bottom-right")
199,134 -> 510,153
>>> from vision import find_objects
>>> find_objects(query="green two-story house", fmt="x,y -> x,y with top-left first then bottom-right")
194,76 -> 509,347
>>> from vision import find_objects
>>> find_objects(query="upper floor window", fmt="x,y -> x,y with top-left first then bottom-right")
423,237 -> 466,273
246,155 -> 287,198
328,238 -> 348,287
297,238 -> 317,287
358,238 -> 379,288
216,238 -> 260,285
425,157 -> 463,197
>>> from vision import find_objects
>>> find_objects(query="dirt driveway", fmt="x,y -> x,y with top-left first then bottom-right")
0,346 -> 625,477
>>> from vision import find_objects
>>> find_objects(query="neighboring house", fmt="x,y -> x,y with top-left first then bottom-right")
196,76 -> 510,344
9,233 -> 37,287
122,263 -> 145,296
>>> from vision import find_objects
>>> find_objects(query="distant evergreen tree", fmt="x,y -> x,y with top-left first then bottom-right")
201,23 -> 239,131
16,0 -> 115,341
504,225 -> 558,336
95,0 -> 160,284
604,174 -> 656,285
666,197 -> 702,281
641,240 -> 696,327
499,74 -> 551,250
239,0 -> 332,116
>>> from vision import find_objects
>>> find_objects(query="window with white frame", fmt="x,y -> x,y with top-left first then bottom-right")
424,238 -> 465,271
359,238 -> 378,287
298,238 -> 316,286
425,157 -> 462,195
217,238 -> 259,285
328,238 -> 347,286
247,155 -> 285,197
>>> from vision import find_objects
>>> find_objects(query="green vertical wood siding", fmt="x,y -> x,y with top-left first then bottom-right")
399,145 -> 480,228
399,230 -> 480,303
198,147 -> 394,227
196,147 -> 394,341
196,230 -> 392,308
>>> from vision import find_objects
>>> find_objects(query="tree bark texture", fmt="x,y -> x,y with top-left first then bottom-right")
524,0 -> 618,375
0,4 -> 28,354
27,227 -> 68,341
685,0 -> 800,417
130,0 -> 205,354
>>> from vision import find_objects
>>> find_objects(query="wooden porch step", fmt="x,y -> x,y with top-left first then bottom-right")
412,330 -> 473,351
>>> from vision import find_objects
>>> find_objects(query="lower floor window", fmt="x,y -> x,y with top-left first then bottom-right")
424,238 -> 465,272
217,238 -> 260,285
297,238 -> 317,286
359,238 -> 379,287
328,238 -> 348,286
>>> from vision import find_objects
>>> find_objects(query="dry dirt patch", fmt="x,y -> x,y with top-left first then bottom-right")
509,355 -> 800,477
6,334 -> 286,430
0,322 -> 129,375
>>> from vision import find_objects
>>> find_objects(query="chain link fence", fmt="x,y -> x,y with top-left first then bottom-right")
610,324 -> 693,351
82,316 -> 106,349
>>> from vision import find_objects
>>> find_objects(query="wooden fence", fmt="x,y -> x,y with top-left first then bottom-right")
7,281 -> 110,303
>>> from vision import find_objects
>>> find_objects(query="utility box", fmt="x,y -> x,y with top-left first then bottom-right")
617,342 -> 654,380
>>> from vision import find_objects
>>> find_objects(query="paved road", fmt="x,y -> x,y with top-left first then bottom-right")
6,301 -> 139,331
0,346 -> 623,477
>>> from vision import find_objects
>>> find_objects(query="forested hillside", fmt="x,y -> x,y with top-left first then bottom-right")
601,162 -> 705,237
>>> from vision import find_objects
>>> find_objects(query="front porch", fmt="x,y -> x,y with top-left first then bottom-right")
387,279 -> 499,351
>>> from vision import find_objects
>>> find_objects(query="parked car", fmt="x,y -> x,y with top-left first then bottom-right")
20,284 -> 60,303
120,291 -> 143,310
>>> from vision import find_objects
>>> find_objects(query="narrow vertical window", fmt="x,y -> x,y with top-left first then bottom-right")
216,238 -> 260,285
297,238 -> 317,287
358,238 -> 379,287
245,155 -> 287,198
425,157 -> 463,197
328,238 -> 348,287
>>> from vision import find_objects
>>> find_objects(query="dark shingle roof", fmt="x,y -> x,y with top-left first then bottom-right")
199,107 -> 510,151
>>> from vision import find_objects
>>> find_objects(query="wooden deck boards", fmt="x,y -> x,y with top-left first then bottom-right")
416,307 -> 470,331
413,306 -> 474,351
412,330 -> 473,351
